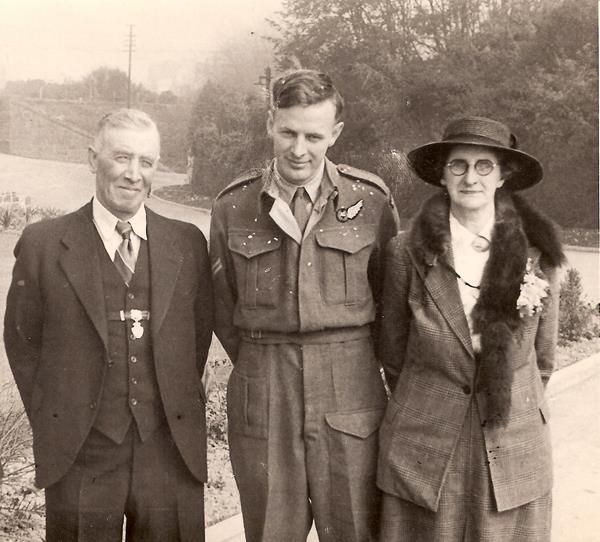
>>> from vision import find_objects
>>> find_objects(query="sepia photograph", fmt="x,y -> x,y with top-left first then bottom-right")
0,0 -> 598,541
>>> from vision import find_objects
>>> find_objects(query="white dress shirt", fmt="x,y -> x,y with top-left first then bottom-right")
449,212 -> 494,352
92,197 -> 147,264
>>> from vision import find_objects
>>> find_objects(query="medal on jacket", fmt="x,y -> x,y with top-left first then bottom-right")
130,309 -> 144,339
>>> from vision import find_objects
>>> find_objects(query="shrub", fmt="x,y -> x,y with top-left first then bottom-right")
558,268 -> 599,344
0,206 -> 17,230
0,383 -> 44,535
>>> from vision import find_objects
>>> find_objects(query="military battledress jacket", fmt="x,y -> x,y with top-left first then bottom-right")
210,158 -> 399,360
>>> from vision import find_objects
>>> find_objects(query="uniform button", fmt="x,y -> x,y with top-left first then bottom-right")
130,398 -> 138,406
131,378 -> 138,385
107,359 -> 114,367
462,385 -> 472,395
89,402 -> 96,410
307,262 -> 312,267
127,293 -> 135,300
130,356 -> 137,363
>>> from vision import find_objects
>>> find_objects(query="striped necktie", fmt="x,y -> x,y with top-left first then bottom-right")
114,220 -> 135,285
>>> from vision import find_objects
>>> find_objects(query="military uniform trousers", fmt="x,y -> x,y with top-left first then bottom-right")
45,422 -> 205,542
227,327 -> 387,542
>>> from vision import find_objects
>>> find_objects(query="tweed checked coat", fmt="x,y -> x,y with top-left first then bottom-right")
377,191 -> 564,513
4,202 -> 214,489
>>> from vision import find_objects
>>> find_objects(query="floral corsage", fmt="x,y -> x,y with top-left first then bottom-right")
516,258 -> 549,318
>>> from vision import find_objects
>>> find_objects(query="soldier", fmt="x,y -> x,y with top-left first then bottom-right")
210,69 -> 399,542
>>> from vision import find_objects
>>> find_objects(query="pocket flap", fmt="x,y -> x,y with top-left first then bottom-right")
325,407 -> 384,439
228,231 -> 281,259
316,226 -> 375,254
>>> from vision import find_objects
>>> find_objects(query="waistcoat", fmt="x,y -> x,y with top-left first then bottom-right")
92,233 -> 165,443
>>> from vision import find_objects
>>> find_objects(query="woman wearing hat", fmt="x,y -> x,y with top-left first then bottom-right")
376,116 -> 564,540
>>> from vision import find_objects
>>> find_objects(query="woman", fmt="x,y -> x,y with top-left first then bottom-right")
377,116 -> 564,541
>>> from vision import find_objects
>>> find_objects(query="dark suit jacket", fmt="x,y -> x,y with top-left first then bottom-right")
4,202 -> 213,489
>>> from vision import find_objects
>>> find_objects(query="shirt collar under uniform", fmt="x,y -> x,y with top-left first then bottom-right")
92,197 -> 148,241
272,159 -> 324,206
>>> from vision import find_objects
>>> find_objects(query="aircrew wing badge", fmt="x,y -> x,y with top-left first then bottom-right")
336,199 -> 364,222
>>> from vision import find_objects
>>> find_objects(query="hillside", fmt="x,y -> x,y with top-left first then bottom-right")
6,98 -> 193,172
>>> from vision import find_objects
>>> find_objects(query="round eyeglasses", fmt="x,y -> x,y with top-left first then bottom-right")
445,159 -> 498,176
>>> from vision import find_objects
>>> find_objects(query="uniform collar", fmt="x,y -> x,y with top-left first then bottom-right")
272,159 -> 324,205
259,158 -> 339,215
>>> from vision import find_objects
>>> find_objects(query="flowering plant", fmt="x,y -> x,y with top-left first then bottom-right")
516,258 -> 549,318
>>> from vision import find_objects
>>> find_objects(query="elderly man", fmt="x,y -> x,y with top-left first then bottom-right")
4,109 -> 213,541
210,70 -> 399,541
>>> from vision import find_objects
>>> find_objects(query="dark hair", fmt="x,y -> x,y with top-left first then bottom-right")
270,69 -> 344,121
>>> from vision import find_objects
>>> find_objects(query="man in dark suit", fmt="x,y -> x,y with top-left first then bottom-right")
4,108 -> 213,541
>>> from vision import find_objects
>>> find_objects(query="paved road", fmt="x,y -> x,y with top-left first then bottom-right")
0,152 -> 209,233
207,356 -> 600,542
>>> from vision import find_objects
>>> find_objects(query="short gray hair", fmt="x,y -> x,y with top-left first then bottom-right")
94,108 -> 160,149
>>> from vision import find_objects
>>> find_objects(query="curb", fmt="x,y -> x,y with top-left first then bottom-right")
547,351 -> 600,399
206,514 -> 244,542
149,192 -> 211,216
563,244 -> 600,254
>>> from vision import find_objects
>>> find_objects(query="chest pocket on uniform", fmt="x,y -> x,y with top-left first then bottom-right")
315,225 -> 376,305
228,230 -> 282,308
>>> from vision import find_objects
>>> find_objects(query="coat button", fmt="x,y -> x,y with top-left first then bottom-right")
130,356 -> 137,363
130,398 -> 138,406
462,385 -> 472,395
89,402 -> 96,410
107,359 -> 114,367
127,293 -> 135,300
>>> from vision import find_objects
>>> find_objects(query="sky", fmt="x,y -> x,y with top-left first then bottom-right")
0,0 -> 282,90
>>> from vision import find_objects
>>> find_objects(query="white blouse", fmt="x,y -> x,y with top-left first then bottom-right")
449,213 -> 494,353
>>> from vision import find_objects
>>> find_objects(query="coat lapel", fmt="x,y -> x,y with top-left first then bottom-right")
409,247 -> 474,357
59,202 -> 109,349
147,210 -> 184,337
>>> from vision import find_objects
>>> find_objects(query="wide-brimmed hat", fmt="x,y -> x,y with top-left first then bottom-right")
407,116 -> 543,190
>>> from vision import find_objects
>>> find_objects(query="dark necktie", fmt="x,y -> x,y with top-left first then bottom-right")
292,187 -> 311,234
114,220 -> 135,285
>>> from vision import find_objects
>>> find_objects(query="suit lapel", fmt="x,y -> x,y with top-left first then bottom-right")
147,210 -> 184,337
408,248 -> 474,357
59,202 -> 109,349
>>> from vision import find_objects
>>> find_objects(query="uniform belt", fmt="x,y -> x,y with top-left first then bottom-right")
107,310 -> 151,321
240,325 -> 371,345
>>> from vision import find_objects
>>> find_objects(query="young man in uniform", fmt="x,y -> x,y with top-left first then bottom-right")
210,70 -> 399,542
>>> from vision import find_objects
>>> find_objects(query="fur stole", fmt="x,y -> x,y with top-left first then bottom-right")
408,190 -> 564,427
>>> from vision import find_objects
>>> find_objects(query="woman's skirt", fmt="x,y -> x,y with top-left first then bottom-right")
380,401 -> 551,541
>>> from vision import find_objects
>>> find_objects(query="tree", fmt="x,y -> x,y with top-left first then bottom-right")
188,82 -> 270,196
268,0 -> 598,227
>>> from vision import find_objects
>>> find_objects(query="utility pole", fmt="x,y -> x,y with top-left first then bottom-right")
124,25 -> 135,107
254,66 -> 272,109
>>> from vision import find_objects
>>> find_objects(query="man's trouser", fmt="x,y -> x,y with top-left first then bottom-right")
228,327 -> 387,542
45,423 -> 205,542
